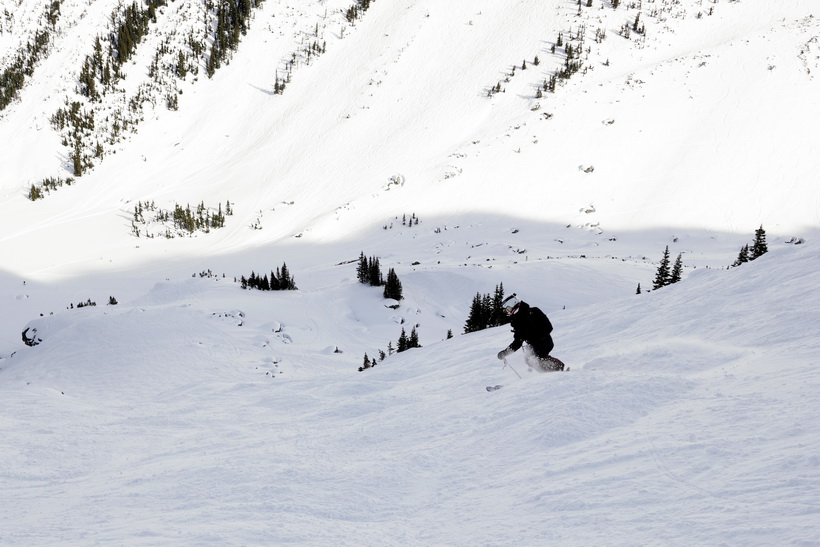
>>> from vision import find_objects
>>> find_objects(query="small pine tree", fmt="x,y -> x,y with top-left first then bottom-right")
72,144 -> 83,176
732,244 -> 750,267
369,257 -> 383,286
408,326 -> 421,349
278,262 -> 297,290
397,328 -> 408,352
751,225 -> 768,259
670,254 -> 683,284
652,246 -> 671,290
491,283 -> 509,327
464,293 -> 485,333
383,268 -> 403,300
356,252 -> 368,283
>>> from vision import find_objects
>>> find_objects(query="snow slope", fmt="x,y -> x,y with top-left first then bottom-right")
2,0 -> 820,543
2,242 -> 819,545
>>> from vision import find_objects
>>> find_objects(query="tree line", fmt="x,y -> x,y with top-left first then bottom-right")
240,263 -> 297,291
464,284 -> 510,333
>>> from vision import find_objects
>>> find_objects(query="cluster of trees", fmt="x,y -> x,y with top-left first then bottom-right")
0,27 -> 52,111
171,202 -> 228,233
345,0 -> 375,24
130,200 -> 233,238
382,213 -> 421,230
383,269 -> 403,301
40,0 -> 265,184
732,226 -> 768,267
273,70 -> 290,95
67,296 -> 119,308
0,0 -> 58,111
540,25 -> 587,96
464,284 -> 510,334
206,0 -> 264,77
646,226 -> 769,292
239,263 -> 297,291
27,176 -> 75,201
359,325 -> 421,372
76,0 -> 169,103
356,252 -> 403,300
357,253 -> 384,285
50,99 -> 98,176
49,1 -> 169,176
651,246 -> 684,290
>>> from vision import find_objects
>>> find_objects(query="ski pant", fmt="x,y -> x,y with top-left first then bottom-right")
523,338 -> 560,372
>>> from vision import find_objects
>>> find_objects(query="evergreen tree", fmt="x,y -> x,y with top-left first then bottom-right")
751,225 -> 768,259
276,262 -> 297,290
383,268 -> 403,300
359,353 -> 371,372
464,293 -> 485,333
652,246 -> 671,289
670,254 -> 683,284
464,284 -> 510,333
732,244 -> 750,267
368,256 -> 383,286
356,252 -> 368,283
408,326 -> 420,349
397,328 -> 408,352
72,143 -> 83,176
491,283 -> 508,327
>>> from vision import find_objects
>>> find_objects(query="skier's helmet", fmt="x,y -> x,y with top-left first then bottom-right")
502,294 -> 521,315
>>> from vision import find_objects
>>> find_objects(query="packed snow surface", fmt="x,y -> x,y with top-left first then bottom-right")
1,0 -> 819,544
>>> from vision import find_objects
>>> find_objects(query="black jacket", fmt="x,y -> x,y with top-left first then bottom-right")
509,302 -> 554,357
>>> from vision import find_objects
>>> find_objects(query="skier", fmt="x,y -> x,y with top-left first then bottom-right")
496,294 -> 563,372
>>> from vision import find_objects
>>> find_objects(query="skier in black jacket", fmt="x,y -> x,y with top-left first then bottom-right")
496,294 -> 563,372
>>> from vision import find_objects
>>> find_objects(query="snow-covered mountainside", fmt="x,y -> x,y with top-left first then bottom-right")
1,0 -> 819,544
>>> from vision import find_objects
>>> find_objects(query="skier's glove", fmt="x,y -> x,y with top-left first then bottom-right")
497,347 -> 513,360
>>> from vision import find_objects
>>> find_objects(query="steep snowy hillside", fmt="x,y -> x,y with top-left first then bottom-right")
1,0 -> 818,282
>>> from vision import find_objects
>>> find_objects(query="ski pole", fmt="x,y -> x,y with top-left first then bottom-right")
503,357 -> 522,379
